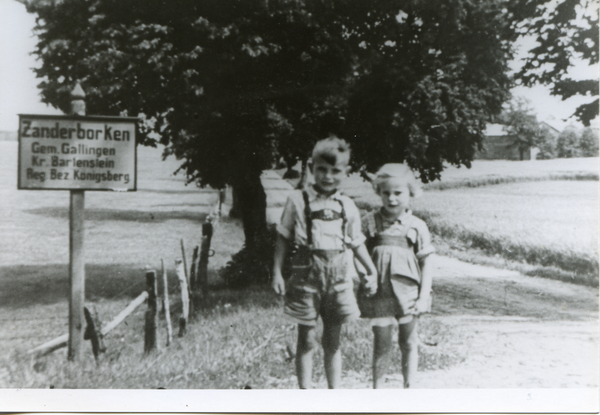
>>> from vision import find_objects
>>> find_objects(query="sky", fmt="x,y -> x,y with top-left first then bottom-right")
0,0 -> 598,132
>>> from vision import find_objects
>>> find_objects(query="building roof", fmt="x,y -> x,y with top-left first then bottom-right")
484,123 -> 508,136
539,120 -> 561,133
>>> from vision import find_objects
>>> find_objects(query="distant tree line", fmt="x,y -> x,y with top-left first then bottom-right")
498,97 -> 598,160
553,125 -> 599,159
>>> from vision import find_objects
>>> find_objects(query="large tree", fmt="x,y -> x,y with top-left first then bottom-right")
511,0 -> 599,126
26,0 -> 520,283
25,0 -> 355,283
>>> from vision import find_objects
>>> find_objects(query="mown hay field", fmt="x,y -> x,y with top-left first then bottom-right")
340,158 -> 599,284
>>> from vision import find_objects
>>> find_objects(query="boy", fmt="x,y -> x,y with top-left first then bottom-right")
271,136 -> 377,389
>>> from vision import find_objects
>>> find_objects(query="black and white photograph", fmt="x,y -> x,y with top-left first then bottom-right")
0,0 -> 598,412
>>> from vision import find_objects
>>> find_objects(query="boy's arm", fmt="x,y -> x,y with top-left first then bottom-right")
412,254 -> 433,314
272,194 -> 297,296
271,233 -> 289,296
352,244 -> 378,295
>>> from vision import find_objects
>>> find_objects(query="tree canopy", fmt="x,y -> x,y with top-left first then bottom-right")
26,0 -> 521,178
25,0 -> 527,283
512,0 -> 599,126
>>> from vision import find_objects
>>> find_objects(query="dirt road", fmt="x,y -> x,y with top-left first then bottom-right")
304,256 -> 599,389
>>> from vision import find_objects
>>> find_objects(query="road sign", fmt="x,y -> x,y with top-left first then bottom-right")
18,114 -> 138,191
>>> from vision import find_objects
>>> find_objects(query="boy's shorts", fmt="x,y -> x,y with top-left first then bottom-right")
284,250 -> 360,327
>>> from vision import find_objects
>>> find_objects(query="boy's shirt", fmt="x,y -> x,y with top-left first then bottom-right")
277,185 -> 366,251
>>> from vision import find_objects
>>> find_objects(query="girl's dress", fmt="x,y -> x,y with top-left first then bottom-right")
358,209 -> 435,321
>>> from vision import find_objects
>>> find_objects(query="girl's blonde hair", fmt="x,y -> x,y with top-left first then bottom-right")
372,163 -> 423,198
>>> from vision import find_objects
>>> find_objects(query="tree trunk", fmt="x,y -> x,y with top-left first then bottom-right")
296,157 -> 309,190
231,169 -> 268,246
282,155 -> 300,179
229,185 -> 242,218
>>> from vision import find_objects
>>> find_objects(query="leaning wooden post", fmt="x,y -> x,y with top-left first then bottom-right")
68,83 -> 86,362
189,246 -> 199,292
28,292 -> 148,358
180,239 -> 193,316
175,259 -> 189,337
144,270 -> 158,353
219,188 -> 226,216
198,219 -> 214,297
161,259 -> 173,347
83,306 -> 105,362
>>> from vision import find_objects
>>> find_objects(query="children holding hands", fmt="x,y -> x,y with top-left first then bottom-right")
272,137 -> 433,390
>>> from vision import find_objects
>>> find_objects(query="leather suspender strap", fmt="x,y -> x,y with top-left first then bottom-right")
302,190 -> 312,246
335,198 -> 347,242
301,190 -> 347,248
374,211 -> 384,233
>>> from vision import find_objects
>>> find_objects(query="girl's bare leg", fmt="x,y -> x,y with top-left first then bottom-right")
296,324 -> 317,389
372,325 -> 393,389
322,322 -> 342,389
398,318 -> 418,388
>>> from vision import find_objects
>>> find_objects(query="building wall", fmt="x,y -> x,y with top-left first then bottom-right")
475,135 -> 529,160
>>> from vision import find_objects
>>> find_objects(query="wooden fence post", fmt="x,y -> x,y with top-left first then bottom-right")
175,259 -> 189,337
162,259 -> 173,347
144,270 -> 158,353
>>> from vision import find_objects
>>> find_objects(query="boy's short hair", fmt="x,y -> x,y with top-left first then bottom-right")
372,163 -> 423,198
312,136 -> 351,166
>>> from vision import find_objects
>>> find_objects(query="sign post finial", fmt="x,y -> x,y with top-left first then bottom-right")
70,82 -> 86,116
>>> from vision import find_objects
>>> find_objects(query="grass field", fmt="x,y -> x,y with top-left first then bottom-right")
337,159 -> 599,285
0,141 -> 598,390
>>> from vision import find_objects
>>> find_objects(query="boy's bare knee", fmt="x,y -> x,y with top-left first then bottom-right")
375,339 -> 392,357
322,323 -> 342,354
399,335 -> 418,354
297,326 -> 318,353
322,335 -> 340,354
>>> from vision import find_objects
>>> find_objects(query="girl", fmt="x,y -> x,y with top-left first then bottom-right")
358,163 -> 435,389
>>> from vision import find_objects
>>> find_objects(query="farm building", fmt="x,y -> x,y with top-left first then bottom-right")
476,122 -> 560,160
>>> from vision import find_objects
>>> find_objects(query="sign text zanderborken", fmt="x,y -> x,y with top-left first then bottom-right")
18,114 -> 138,191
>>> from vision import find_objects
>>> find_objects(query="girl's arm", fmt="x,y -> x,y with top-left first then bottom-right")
412,254 -> 433,314
352,244 -> 378,295
271,233 -> 289,295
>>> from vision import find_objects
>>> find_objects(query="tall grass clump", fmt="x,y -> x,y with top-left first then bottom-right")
219,225 -> 277,288
424,172 -> 599,191
415,209 -> 599,287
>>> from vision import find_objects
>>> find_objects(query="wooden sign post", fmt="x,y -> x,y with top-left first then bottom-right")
18,83 -> 138,361
68,84 -> 85,361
